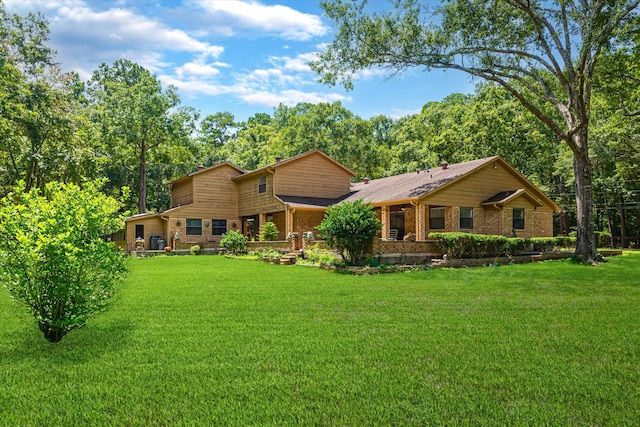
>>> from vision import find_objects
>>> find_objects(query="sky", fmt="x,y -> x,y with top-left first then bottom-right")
5,0 -> 476,122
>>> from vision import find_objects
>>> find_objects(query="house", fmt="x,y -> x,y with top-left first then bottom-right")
124,150 -> 560,252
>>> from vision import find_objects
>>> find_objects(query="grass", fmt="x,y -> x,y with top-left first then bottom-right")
1,253 -> 640,425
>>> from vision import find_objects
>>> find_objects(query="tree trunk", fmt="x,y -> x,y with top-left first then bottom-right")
138,145 -> 147,214
603,191 -> 615,247
572,142 -> 598,263
558,175 -> 569,236
619,195 -> 628,248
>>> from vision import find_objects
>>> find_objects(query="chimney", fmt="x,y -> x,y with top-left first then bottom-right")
364,177 -> 369,184
198,164 -> 205,171
441,161 -> 449,170
275,155 -> 281,163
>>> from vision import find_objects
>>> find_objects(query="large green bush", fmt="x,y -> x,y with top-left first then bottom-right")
220,230 -> 248,254
0,181 -> 127,342
317,199 -> 381,266
259,221 -> 279,241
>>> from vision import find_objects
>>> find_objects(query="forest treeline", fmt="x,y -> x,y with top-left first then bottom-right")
1,6 -> 638,244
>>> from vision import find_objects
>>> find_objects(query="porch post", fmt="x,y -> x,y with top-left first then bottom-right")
381,205 -> 390,239
416,203 -> 426,240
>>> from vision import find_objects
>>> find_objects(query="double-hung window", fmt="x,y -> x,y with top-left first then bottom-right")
258,175 -> 267,194
460,207 -> 473,229
513,208 -> 525,230
429,206 -> 445,229
186,219 -> 202,235
211,219 -> 227,235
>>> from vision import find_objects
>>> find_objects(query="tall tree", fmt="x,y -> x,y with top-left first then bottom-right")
312,0 -> 640,263
0,6 -> 91,195
88,59 -> 193,214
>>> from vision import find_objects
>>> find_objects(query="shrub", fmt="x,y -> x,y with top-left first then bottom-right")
190,245 -> 201,255
259,221 -> 279,241
0,180 -> 127,342
316,199 -> 382,266
595,230 -> 612,248
428,232 -> 528,258
220,230 -> 248,254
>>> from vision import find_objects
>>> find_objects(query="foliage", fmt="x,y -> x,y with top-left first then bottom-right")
87,59 -> 197,214
317,199 -> 381,265
0,7 -> 95,196
0,180 -> 127,342
259,221 -> 279,241
429,232 -> 575,259
220,229 -> 248,254
303,244 -> 336,267
190,245 -> 201,255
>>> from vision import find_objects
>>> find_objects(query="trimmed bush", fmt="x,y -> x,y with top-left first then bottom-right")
220,230 -> 248,254
429,232 -> 574,259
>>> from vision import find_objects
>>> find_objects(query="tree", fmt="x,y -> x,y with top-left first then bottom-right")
317,199 -> 382,265
259,221 -> 279,241
0,180 -> 127,342
0,6 -> 94,196
313,0 -> 640,263
87,59 -> 194,214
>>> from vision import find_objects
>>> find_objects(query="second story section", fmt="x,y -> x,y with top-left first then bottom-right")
169,162 -> 245,209
233,150 -> 355,216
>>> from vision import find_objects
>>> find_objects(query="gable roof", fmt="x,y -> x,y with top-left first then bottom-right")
232,149 -> 356,182
170,161 -> 246,187
481,189 -> 544,207
343,157 -> 498,204
340,156 -> 561,211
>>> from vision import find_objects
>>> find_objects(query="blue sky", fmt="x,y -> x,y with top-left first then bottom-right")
6,0 -> 476,122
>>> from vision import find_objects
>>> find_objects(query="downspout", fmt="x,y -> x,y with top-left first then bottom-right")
160,214 -> 171,249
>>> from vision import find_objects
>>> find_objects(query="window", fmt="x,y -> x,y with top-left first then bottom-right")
135,224 -> 144,239
429,206 -> 445,229
460,207 -> 473,229
211,219 -> 227,235
258,175 -> 267,194
186,218 -> 202,235
513,208 -> 525,230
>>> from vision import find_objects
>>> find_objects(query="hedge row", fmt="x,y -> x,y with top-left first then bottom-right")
428,232 -> 576,259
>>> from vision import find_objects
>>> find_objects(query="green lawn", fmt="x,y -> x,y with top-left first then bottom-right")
1,253 -> 640,425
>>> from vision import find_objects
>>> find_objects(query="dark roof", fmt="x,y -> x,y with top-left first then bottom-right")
343,157 -> 498,204
482,190 -> 520,204
277,194 -> 354,209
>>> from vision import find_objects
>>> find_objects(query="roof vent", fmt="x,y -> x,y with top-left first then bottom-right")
364,177 -> 370,184
275,155 -> 281,163
198,164 -> 205,171
441,161 -> 449,170
416,169 -> 420,174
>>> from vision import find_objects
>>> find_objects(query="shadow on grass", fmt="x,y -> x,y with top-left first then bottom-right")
0,317 -> 136,364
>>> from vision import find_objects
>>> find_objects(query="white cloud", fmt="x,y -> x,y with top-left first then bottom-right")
195,0 -> 328,40
240,89 -> 348,108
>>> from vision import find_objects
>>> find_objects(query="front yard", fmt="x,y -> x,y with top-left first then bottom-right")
1,253 -> 639,425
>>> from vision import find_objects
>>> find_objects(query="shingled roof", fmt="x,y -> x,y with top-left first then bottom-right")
343,156 -> 499,204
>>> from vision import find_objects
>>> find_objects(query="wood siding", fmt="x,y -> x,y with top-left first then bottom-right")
237,173 -> 284,217
170,179 -> 192,207
274,152 -> 352,198
125,216 -> 166,252
422,162 -> 537,207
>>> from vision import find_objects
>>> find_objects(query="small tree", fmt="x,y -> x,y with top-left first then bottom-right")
220,229 -> 248,254
0,180 -> 127,342
317,199 -> 381,265
259,221 -> 279,241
